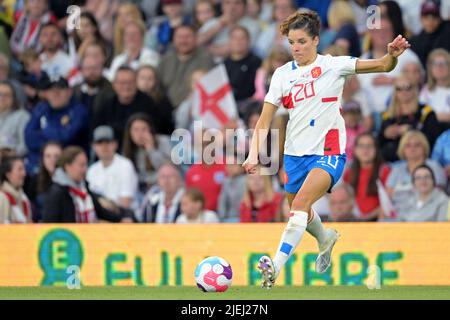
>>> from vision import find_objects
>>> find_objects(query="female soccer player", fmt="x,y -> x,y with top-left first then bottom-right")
242,10 -> 410,288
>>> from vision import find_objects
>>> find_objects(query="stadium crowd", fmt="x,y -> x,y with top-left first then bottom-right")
0,0 -> 449,223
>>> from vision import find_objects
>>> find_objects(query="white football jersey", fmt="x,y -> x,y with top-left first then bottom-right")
265,54 -> 357,157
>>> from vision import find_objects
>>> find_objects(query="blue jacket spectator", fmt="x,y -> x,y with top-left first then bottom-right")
24,77 -> 88,174
432,129 -> 450,192
432,129 -> 450,167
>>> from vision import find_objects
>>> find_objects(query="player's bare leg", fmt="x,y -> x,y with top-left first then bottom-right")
258,169 -> 337,288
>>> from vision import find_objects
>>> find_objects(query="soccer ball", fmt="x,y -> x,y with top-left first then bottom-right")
195,256 -> 233,292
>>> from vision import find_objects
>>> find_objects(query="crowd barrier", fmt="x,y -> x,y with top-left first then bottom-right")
0,223 -> 449,286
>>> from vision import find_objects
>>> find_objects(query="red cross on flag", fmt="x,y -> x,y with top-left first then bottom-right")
192,64 -> 238,129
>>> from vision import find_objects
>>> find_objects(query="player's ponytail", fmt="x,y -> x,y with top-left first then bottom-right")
279,9 -> 321,38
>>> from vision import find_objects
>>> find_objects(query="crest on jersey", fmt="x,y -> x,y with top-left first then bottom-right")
311,66 -> 321,78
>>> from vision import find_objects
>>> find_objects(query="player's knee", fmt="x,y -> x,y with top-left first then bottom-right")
291,195 -> 314,212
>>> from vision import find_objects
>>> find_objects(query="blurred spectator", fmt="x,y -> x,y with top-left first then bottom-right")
253,47 -> 291,101
246,0 -> 263,21
145,0 -> 191,54
136,64 -> 174,117
68,11 -> 112,67
410,0 -> 450,69
107,20 -> 160,82
197,0 -> 261,60
0,135 -> 17,163
217,154 -> 246,222
394,0 -> 424,35
24,76 -> 88,174
42,146 -> 133,223
342,101 -> 366,161
176,187 -> 220,223
9,0 -> 56,57
112,2 -> 144,57
379,75 -> 440,162
92,66 -> 172,144
240,170 -> 283,222
158,25 -> 214,108
80,42 -> 108,67
348,0 -> 378,36
0,19 -> 11,59
379,1 -> 408,38
431,129 -> 450,193
358,18 -> 420,125
295,0 -> 331,27
18,49 -> 45,107
386,130 -> 446,214
0,81 -> 30,156
254,0 -> 296,59
87,126 -> 138,209
342,75 -> 372,131
253,48 -> 290,163
397,164 -> 449,221
280,195 -> 291,222
401,60 -> 425,90
0,156 -> 32,223
193,0 -> 217,31
84,0 -> 119,43
122,113 -> 172,195
328,183 -> 358,222
325,0 -> 361,57
0,53 -> 27,106
39,23 -> 75,79
0,0 -> 14,39
138,162 -> 184,223
344,132 -> 391,221
73,54 -> 112,116
185,137 -> 226,212
175,68 -> 208,130
419,48 -> 450,126
24,141 -> 61,220
224,26 -> 261,108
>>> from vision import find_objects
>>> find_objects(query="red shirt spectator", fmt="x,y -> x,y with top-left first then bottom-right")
343,132 -> 391,220
240,192 -> 283,222
344,165 -> 391,215
185,163 -> 226,212
240,172 -> 283,222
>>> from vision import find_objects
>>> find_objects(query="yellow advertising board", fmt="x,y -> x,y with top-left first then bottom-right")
0,223 -> 449,287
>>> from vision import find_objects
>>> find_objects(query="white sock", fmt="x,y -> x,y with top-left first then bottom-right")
273,210 -> 308,276
306,209 -> 327,246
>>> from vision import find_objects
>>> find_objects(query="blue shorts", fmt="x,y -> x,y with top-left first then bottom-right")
283,154 -> 347,194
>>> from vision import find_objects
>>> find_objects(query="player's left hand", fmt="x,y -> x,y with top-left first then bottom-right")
387,35 -> 410,58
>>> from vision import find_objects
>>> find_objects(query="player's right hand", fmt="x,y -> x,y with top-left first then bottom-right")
242,158 -> 259,174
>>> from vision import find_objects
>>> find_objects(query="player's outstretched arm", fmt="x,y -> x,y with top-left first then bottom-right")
355,35 -> 410,74
243,102 -> 278,174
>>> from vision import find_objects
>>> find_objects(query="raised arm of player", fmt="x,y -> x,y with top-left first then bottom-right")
243,102 -> 278,174
356,35 -> 410,74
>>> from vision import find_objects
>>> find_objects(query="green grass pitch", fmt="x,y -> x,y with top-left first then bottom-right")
0,286 -> 449,300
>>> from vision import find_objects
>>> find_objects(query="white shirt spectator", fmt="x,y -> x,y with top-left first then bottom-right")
419,85 -> 450,114
106,47 -> 160,81
254,23 -> 290,59
199,16 -> 261,48
40,50 -> 75,79
175,210 -> 220,224
87,154 -> 138,206
358,49 -> 420,114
